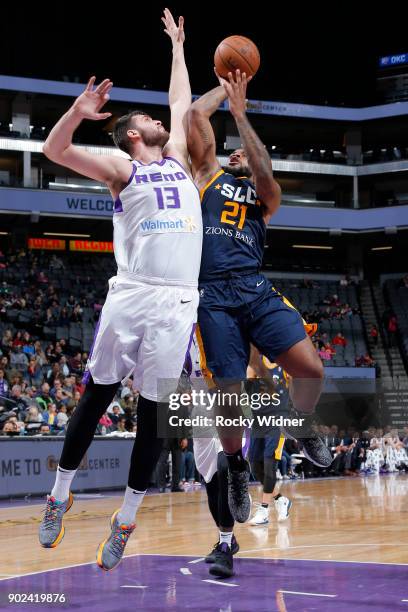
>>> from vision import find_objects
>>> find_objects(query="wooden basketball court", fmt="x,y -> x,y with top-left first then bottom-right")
1,475 -> 407,610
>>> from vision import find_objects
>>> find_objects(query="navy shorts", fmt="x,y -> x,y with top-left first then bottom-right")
198,273 -> 306,379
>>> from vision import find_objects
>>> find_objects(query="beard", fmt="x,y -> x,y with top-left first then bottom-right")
139,127 -> 170,148
223,164 -> 252,178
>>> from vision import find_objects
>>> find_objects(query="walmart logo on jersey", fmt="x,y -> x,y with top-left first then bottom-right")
140,215 -> 199,234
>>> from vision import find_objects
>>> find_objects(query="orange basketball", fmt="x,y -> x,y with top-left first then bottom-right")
214,35 -> 260,79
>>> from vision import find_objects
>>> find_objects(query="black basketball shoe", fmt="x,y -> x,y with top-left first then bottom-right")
281,413 -> 333,468
205,534 -> 239,563
209,543 -> 234,578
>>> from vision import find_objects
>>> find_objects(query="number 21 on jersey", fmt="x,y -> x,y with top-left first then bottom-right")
221,201 -> 247,229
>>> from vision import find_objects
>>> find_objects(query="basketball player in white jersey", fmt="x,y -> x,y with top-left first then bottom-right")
38,10 -> 202,571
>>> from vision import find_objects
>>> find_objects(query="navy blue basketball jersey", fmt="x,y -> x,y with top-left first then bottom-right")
199,170 -> 266,280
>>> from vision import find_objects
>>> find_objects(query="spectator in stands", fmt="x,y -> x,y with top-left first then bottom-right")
21,333 -> 33,355
97,412 -> 114,435
12,416 -> 25,435
67,390 -> 82,415
332,333 -> 347,347
340,303 -> 352,318
70,304 -> 83,323
121,393 -> 136,414
54,343 -> 65,361
370,324 -> 379,346
330,437 -> 353,476
392,441 -> 408,471
55,408 -> 68,432
10,384 -> 29,418
43,308 -> 57,328
9,371 -> 23,387
58,307 -> 70,326
37,271 -> 49,284
50,378 -> 62,398
1,330 -> 13,353
12,331 -> 24,348
46,363 -> 61,387
108,402 -> 124,425
0,368 -> 9,398
54,388 -> 69,410
115,416 -> 128,433
74,375 -> 84,395
36,382 -> 52,412
59,356 -> 70,377
62,375 -> 74,396
279,447 -> 294,480
121,379 -> 134,399
365,430 -> 386,473
21,384 -> 37,406
180,438 -> 196,486
42,403 -> 58,428
355,353 -> 374,367
69,352 -> 83,375
27,356 -> 42,386
39,424 -> 52,436
318,343 -> 336,361
10,346 -> 28,371
1,420 -> 18,435
25,404 -> 43,434
45,344 -> 56,362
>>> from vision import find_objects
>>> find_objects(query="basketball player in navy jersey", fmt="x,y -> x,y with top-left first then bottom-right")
38,10 -> 202,571
185,69 -> 332,525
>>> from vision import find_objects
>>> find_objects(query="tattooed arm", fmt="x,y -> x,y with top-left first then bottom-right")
223,69 -> 281,219
185,85 -> 227,191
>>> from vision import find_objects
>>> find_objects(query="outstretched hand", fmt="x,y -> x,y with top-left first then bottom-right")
214,68 -> 252,118
72,76 -> 113,121
162,7 -> 185,45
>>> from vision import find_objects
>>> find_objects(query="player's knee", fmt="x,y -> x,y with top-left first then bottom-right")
307,355 -> 324,380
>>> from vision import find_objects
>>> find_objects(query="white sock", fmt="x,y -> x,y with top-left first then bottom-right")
219,531 -> 233,547
117,486 -> 146,524
51,466 -> 76,501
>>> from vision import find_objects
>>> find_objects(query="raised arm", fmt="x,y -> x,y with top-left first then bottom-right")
185,85 -> 226,191
222,70 -> 281,219
161,8 -> 191,169
43,77 -> 132,194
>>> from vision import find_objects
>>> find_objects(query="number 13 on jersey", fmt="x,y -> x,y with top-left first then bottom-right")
154,187 -> 180,209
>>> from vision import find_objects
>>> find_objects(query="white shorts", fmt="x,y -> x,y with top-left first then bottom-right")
193,436 -> 223,483
85,274 -> 199,401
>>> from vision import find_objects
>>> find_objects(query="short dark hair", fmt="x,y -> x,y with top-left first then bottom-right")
112,111 -> 146,154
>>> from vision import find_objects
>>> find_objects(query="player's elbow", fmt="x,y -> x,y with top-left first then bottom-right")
42,141 -> 61,163
42,142 -> 52,160
258,179 -> 281,215
187,103 -> 208,122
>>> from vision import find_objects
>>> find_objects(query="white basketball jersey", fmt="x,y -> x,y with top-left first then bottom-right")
113,157 -> 202,286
